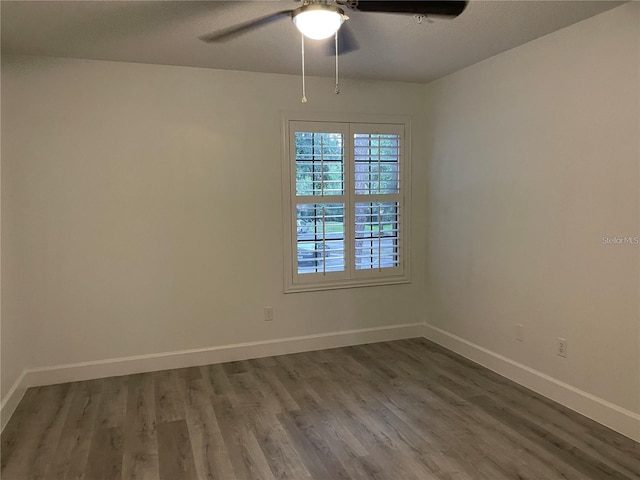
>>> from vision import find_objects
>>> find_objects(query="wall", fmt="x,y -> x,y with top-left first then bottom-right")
1,56 -> 427,411
424,1 -> 639,432
1,71 -> 32,425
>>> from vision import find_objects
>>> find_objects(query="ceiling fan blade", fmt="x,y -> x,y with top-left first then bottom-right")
345,1 -> 467,17
324,23 -> 359,56
199,10 -> 292,43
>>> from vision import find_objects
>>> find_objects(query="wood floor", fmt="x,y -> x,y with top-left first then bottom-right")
1,338 -> 639,480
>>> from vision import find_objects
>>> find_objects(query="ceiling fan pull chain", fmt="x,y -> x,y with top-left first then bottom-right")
301,33 -> 308,103
335,31 -> 340,94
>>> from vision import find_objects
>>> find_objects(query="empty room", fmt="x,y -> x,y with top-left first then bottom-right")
1,1 -> 638,479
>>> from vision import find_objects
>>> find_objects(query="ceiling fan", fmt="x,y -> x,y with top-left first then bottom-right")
200,1 -> 467,49
199,1 -> 468,101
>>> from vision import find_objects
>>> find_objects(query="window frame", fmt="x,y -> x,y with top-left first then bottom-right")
281,112 -> 411,293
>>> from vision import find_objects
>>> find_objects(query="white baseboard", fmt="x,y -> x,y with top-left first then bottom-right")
422,323 -> 640,443
5,321 -> 638,443
1,322 -> 423,432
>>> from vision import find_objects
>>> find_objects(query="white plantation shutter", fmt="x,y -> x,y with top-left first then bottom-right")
284,117 -> 410,292
352,124 -> 404,278
290,122 -> 350,285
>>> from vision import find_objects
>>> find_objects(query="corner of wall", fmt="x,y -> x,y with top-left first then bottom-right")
0,369 -> 28,433
421,322 -> 640,443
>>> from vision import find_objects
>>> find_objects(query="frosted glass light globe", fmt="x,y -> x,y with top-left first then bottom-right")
293,5 -> 345,40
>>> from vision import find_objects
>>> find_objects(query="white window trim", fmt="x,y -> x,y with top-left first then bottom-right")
281,112 -> 411,293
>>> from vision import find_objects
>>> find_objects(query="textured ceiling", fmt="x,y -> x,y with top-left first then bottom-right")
1,1 -> 624,83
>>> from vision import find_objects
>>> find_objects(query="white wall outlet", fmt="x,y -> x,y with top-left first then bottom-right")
264,307 -> 274,321
515,324 -> 524,342
557,337 -> 567,357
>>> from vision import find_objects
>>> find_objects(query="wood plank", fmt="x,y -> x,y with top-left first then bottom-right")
1,387 -> 41,471
157,420 -> 197,480
204,363 -> 238,398
182,374 -> 235,480
154,370 -> 187,424
84,427 -> 124,480
251,365 -> 300,414
93,376 -> 128,430
212,396 -> 276,480
122,374 -> 159,480
277,409 -> 348,480
251,411 -> 314,480
46,384 -> 103,479
1,384 -> 74,480
272,365 -> 323,411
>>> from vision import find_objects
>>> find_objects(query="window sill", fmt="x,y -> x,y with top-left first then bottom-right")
284,275 -> 410,294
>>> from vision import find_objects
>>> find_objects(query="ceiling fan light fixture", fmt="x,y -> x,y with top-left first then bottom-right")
293,4 -> 346,40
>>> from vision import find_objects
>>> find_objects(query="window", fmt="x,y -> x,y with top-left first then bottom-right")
282,115 -> 410,292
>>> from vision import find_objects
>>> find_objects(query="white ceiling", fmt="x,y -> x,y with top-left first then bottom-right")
1,1 -> 624,83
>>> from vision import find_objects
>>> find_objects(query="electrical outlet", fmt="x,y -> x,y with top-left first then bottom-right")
264,307 -> 273,321
515,324 -> 524,342
557,337 -> 567,358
